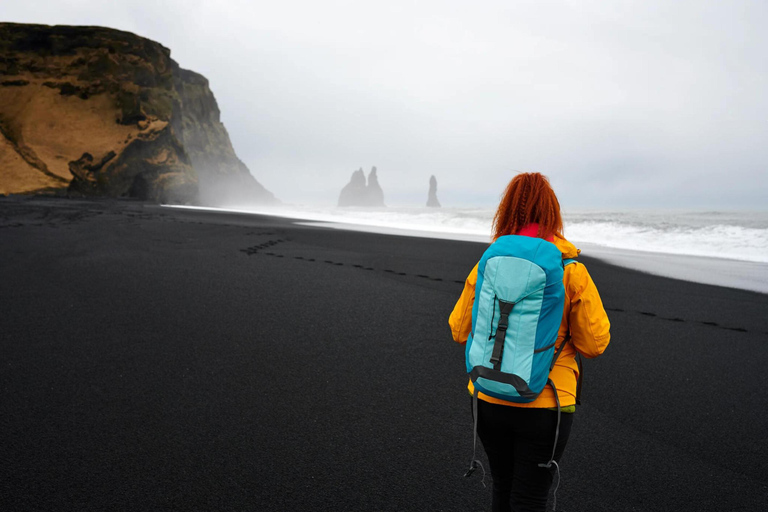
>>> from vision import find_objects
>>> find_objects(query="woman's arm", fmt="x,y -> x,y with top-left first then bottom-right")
566,263 -> 611,357
449,263 -> 479,344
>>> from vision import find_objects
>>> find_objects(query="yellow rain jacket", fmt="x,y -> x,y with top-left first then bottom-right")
449,236 -> 611,408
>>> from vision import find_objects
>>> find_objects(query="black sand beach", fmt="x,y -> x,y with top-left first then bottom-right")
2,196 -> 767,511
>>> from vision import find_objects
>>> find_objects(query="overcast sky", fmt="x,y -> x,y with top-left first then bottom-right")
4,1 -> 768,208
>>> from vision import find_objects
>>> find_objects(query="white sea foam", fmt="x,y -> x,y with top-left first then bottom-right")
164,204 -> 768,293
564,219 -> 768,263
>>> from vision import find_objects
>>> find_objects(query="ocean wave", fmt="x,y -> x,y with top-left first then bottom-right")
565,221 -> 768,263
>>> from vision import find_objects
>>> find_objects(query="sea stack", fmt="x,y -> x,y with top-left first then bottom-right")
366,167 -> 385,207
338,166 -> 385,207
427,175 -> 441,207
0,23 -> 275,205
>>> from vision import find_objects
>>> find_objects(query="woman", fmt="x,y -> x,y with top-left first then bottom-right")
449,172 -> 610,512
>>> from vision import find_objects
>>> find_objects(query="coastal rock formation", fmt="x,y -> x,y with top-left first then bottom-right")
338,168 -> 366,206
427,175 -> 441,207
0,23 -> 274,205
338,166 -> 385,207
366,167 -> 385,207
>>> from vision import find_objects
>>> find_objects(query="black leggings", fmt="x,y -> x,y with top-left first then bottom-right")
476,399 -> 574,512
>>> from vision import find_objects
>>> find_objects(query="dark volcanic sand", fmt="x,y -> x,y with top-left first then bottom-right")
1,196 -> 767,511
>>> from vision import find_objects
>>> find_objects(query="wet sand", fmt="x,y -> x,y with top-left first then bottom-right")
1,196 -> 767,511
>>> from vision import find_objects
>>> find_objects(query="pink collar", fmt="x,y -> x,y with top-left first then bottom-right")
516,223 -> 554,242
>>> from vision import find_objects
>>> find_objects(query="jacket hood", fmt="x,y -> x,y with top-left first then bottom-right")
554,235 -> 580,259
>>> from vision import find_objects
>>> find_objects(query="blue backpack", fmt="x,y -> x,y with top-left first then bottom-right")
464,235 -> 575,486
467,235 -> 572,401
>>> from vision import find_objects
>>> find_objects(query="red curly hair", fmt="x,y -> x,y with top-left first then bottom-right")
492,172 -> 563,240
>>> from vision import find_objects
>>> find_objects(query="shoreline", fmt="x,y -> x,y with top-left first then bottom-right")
164,204 -> 768,295
573,242 -> 768,295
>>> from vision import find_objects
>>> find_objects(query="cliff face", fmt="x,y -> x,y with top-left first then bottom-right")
172,67 -> 273,205
0,23 -> 274,205
338,166 -> 385,207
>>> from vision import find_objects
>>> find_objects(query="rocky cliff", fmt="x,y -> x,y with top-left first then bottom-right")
0,23 -> 274,205
338,166 -> 385,207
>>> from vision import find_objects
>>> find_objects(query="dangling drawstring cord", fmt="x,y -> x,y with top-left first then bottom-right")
464,388 -> 487,488
537,379 -> 562,511
548,460 -> 561,511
